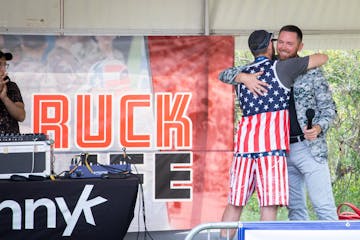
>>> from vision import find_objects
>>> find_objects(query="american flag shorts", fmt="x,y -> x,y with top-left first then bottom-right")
228,150 -> 289,207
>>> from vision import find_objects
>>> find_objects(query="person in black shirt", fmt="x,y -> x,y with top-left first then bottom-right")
0,50 -> 25,134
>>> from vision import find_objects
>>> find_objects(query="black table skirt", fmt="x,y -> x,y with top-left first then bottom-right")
0,174 -> 139,240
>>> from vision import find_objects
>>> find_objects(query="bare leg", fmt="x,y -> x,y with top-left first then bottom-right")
260,205 -> 278,221
220,204 -> 243,239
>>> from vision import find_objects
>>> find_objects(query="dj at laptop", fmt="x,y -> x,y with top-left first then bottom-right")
0,50 -> 26,134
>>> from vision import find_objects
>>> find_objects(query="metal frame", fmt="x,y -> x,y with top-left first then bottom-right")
184,221 -> 240,240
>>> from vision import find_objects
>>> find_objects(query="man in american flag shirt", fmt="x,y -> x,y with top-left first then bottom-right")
218,30 -> 328,240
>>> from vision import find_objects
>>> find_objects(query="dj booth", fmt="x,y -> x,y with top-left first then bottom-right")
0,175 -> 139,240
0,133 -> 139,239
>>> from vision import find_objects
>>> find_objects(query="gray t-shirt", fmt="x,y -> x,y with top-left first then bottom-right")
276,56 -> 309,89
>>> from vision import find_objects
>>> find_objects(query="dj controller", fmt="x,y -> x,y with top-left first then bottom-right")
0,133 -> 48,142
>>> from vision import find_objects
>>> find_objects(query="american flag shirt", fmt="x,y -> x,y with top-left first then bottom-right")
235,57 -> 291,153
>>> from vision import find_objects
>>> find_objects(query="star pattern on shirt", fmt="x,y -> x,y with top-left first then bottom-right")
237,59 -> 290,116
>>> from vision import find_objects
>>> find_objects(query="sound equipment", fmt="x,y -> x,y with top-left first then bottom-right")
68,164 -> 131,179
0,134 -> 52,179
68,151 -> 131,179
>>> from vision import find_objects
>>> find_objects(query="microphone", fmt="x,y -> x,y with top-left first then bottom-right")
122,147 -> 127,163
306,108 -> 315,129
122,147 -> 126,158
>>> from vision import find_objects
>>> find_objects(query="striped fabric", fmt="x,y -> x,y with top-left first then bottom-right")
235,58 -> 291,153
229,152 -> 289,206
228,57 -> 292,206
235,110 -> 290,153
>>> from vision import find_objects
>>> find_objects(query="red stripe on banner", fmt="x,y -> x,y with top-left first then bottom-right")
148,36 -> 235,229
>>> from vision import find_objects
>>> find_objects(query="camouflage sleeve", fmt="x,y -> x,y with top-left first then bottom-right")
218,65 -> 247,85
313,68 -> 337,133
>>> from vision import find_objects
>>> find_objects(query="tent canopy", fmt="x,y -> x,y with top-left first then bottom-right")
0,0 -> 359,49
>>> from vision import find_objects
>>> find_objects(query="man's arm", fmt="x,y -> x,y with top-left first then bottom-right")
218,65 -> 246,85
276,54 -> 328,89
307,53 -> 328,69
220,53 -> 328,95
1,96 -> 26,122
0,80 -> 26,122
219,65 -> 268,96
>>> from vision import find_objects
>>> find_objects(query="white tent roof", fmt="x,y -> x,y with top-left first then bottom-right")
0,0 -> 359,49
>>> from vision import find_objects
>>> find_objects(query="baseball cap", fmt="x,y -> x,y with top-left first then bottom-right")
248,30 -> 273,54
0,51 -> 13,61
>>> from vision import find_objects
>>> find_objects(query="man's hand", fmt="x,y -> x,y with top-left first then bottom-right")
0,82 -> 7,100
303,124 -> 322,141
235,71 -> 269,97
0,76 -> 9,100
